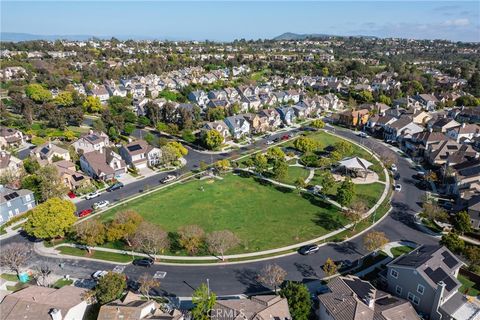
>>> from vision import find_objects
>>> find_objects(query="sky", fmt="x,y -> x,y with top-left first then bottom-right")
1,1 -> 479,42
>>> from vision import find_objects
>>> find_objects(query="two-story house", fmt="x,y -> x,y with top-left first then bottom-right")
276,106 -> 296,126
384,116 -> 424,143
31,141 -> 71,164
258,108 -> 282,130
80,148 -> 126,181
384,245 -> 479,320
0,185 -> 36,225
337,109 -> 370,127
119,140 -> 161,169
0,126 -> 24,149
224,115 -> 251,139
0,151 -> 22,177
72,130 -> 110,154
446,123 -> 480,143
243,113 -> 269,134
203,121 -> 231,141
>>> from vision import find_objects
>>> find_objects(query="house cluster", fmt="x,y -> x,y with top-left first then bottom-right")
317,245 -> 480,320
202,92 -> 343,140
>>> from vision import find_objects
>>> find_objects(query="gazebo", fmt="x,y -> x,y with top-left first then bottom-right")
336,156 -> 373,178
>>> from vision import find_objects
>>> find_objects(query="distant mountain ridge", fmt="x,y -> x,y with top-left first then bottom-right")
0,32 -> 104,42
273,32 -> 334,40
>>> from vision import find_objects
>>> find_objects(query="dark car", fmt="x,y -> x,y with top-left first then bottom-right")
133,258 -> 154,267
107,182 -> 124,192
394,172 -> 400,181
298,244 -> 320,255
273,137 -> 281,143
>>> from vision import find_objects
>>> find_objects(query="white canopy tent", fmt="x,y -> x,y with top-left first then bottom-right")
336,156 -> 374,178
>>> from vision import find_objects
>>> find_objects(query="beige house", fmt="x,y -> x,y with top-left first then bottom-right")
0,151 -> 22,176
32,141 -> 71,163
72,130 -> 110,154
80,148 -> 126,181
0,126 -> 24,149
412,110 -> 432,125
243,113 -> 270,134
213,295 -> 291,320
53,160 -> 91,190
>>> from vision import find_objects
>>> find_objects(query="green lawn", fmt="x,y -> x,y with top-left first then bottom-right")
100,174 -> 345,254
0,273 -> 18,282
390,246 -> 414,257
277,166 -> 311,185
458,274 -> 480,296
57,246 -> 137,263
53,278 -> 73,288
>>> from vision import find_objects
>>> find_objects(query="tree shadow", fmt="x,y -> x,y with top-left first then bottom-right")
330,241 -> 362,255
312,212 -> 344,230
234,268 -> 269,295
302,192 -> 335,209
294,262 -> 319,278
168,232 -> 182,252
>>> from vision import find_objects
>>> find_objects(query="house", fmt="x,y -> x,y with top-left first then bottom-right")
412,93 -> 440,111
448,159 -> 480,198
276,106 -> 296,125
203,121 -> 231,141
0,151 -> 22,176
324,93 -> 344,110
0,285 -> 88,320
208,89 -> 228,101
80,148 -> 126,181
384,116 -> 424,142
243,113 -> 269,134
89,84 -> 110,103
411,110 -> 432,125
337,109 -> 369,127
32,141 -> 71,163
467,195 -> 480,230
53,160 -> 91,190
454,106 -> 480,123
318,275 -> 420,320
446,123 -> 480,143
404,131 -> 448,160
0,185 -> 36,225
72,130 -> 110,154
188,90 -> 209,107
426,140 -> 477,166
292,104 -> 308,119
258,108 -> 282,130
429,117 -> 461,133
0,126 -> 24,149
384,245 -> 480,320
119,140 -> 162,169
213,295 -> 291,320
224,115 -> 251,139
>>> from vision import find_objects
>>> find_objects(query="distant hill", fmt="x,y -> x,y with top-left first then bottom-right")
273,32 -> 333,41
0,32 -> 101,42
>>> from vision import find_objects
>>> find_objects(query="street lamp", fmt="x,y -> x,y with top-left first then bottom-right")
207,278 -> 210,296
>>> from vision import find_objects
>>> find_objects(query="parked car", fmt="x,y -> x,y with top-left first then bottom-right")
394,172 -> 400,181
273,137 -> 280,143
358,132 -> 368,138
281,134 -> 289,140
107,182 -> 124,192
394,184 -> 402,192
77,208 -> 93,218
93,200 -> 110,209
85,191 -> 101,200
133,258 -> 154,267
390,164 -> 397,172
92,270 -> 108,280
161,175 -> 176,184
298,244 -> 320,255
266,140 -> 274,145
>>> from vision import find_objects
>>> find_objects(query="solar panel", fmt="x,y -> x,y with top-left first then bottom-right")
442,251 -> 458,269
127,144 -> 142,152
425,267 -> 457,291
4,192 -> 19,201
41,147 -> 50,154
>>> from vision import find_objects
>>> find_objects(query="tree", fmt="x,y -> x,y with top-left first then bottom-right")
334,141 -> 353,157
311,119 -> 325,129
0,243 -> 31,276
378,94 -> 392,106
23,197 -> 77,240
82,96 -> 103,113
74,219 -> 106,252
106,210 -> 143,245
358,90 -> 374,102
95,272 -> 127,304
337,178 -> 355,207
440,232 -> 465,253
258,263 -> 287,292
318,171 -> 336,195
266,147 -> 285,162
23,157 -> 40,174
166,141 -> 188,158
214,159 -> 230,173
253,153 -> 268,174
465,246 -> 480,268
294,177 -> 306,193
344,200 -> 367,231
178,225 -> 205,255
131,222 -> 170,258
25,84 -> 52,103
54,91 -> 74,107
37,165 -> 68,202
454,211 -> 473,235
202,129 -> 224,150
363,231 -> 389,252
425,170 -> 437,183
32,263 -> 54,287
206,230 -> 240,260
422,201 -> 449,223
293,137 -> 318,153
138,273 -> 160,300
206,106 -> 226,121
322,258 -> 338,278
272,160 -> 288,180
280,281 -> 312,320
191,283 -> 217,320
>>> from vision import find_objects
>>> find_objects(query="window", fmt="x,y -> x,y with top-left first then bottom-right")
27,203 -> 32,209
408,292 -> 420,305
395,285 -> 403,295
25,194 -> 31,201
7,201 -> 11,207
417,284 -> 425,295
14,208 -> 19,215
8,210 -> 13,218
390,269 -> 399,279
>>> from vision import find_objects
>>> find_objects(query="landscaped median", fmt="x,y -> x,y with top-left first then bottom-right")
45,129 -> 392,265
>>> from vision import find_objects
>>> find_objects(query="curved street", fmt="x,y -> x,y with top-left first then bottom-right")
0,126 -> 438,297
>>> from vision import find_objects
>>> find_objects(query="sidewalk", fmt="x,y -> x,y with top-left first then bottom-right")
0,219 -> 27,240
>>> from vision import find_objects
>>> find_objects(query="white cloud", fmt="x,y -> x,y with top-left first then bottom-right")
443,18 -> 470,27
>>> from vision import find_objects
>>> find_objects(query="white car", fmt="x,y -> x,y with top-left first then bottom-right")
266,140 -> 274,145
161,175 -> 176,184
92,270 -> 108,280
85,191 -> 101,200
358,132 -> 369,138
394,184 -> 402,192
93,200 -> 110,209
390,164 -> 397,172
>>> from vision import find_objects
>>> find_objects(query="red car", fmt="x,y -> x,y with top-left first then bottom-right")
78,209 -> 93,218
281,134 -> 290,140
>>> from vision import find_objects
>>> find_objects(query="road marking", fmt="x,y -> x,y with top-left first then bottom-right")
154,271 -> 167,279
112,265 -> 125,273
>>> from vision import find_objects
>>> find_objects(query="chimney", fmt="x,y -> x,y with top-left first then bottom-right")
89,129 -> 94,135
462,123 -> 466,128
49,308 -> 62,320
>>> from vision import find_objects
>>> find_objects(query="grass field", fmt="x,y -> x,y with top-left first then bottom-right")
458,274 -> 480,296
277,166 -> 311,185
57,246 -> 138,263
390,246 -> 414,257
100,174 -> 345,254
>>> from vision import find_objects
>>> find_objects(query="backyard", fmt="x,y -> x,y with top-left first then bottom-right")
100,173 -> 346,254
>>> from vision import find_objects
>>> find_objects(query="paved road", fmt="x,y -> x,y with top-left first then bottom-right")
0,126 -> 438,297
